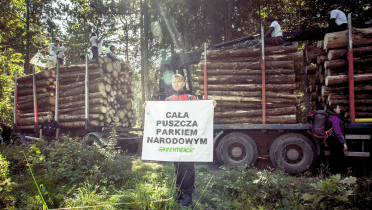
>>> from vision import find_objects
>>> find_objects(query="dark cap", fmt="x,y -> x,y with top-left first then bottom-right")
265,16 -> 275,22
47,111 -> 54,116
172,74 -> 185,82
326,7 -> 333,12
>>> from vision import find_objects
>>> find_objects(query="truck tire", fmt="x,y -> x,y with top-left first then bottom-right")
217,133 -> 258,168
13,135 -> 30,146
81,134 -> 103,148
270,133 -> 316,174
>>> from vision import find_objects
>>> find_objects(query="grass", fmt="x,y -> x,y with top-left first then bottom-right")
1,138 -> 372,209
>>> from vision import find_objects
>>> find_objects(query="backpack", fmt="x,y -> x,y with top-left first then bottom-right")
165,94 -> 194,101
309,110 -> 333,139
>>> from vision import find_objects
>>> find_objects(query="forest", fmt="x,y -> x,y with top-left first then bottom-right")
1,0 -> 372,209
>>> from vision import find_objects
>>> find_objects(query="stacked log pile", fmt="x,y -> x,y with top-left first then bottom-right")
306,27 -> 372,118
14,57 -> 136,129
196,44 -> 303,124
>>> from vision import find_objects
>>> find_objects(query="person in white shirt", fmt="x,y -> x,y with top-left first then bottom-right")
264,16 -> 283,45
58,40 -> 67,65
40,39 -> 60,56
89,33 -> 102,59
105,45 -> 115,59
327,8 -> 348,32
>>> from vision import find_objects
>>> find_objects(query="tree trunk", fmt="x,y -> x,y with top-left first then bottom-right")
18,111 -> 50,118
59,98 -> 105,109
198,74 -> 295,84
59,120 -> 100,128
59,68 -> 103,79
210,51 -> 303,62
200,83 -> 298,91
214,115 -> 296,124
17,78 -> 55,89
324,27 -> 372,50
59,92 -> 107,104
199,61 -> 294,69
325,73 -> 372,86
202,43 -> 298,58
196,68 -> 294,76
328,94 -> 372,101
59,78 -> 104,91
305,65 -> 318,74
58,114 -> 103,122
304,46 -> 327,64
317,55 -> 328,64
206,95 -> 301,104
327,45 -> 372,60
59,63 -> 101,72
17,70 -> 52,84
17,97 -> 55,110
214,107 -> 296,118
199,90 -> 298,99
322,85 -> 372,96
59,82 -> 105,97
329,99 -> 372,105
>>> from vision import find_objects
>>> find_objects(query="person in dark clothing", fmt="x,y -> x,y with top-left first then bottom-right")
325,104 -> 348,175
327,8 -> 348,32
40,112 -> 59,142
1,123 -> 12,144
142,74 -> 216,206
80,55 -> 86,63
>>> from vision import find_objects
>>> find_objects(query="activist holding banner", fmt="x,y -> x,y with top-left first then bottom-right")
142,74 -> 216,206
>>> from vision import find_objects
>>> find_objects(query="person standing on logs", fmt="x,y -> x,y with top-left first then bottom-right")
1,123 -> 12,144
89,33 -> 103,60
40,112 -> 60,142
325,104 -> 348,175
263,16 -> 283,45
40,39 -> 60,58
142,74 -> 216,206
327,8 -> 348,32
58,40 -> 67,66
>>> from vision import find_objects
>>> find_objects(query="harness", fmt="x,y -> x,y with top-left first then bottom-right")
166,94 -> 194,101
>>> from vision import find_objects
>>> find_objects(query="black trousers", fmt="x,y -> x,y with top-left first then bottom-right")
327,136 -> 346,174
43,136 -> 54,142
174,162 -> 195,194
329,23 -> 348,33
92,46 -> 98,59
264,36 -> 283,45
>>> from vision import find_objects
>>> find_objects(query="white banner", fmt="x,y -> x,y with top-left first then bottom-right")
142,100 -> 214,162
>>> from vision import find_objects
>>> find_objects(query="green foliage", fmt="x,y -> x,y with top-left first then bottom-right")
0,153 -> 16,208
0,46 -> 24,124
301,174 -> 357,209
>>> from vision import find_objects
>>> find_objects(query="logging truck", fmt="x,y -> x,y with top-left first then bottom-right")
12,56 -> 141,153
152,18 -> 372,174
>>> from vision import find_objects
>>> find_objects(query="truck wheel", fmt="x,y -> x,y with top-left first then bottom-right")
217,133 -> 258,168
81,134 -> 103,148
270,133 -> 316,174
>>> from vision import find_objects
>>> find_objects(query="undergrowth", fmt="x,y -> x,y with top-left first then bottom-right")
1,137 -> 372,209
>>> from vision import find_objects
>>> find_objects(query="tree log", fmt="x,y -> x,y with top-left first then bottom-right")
16,87 -> 50,97
324,27 -> 372,50
327,45 -> 372,60
59,120 -> 100,128
305,65 -> 318,74
196,68 -> 294,76
59,92 -> 107,104
66,106 -> 107,115
325,68 -> 372,77
214,115 -> 296,124
59,63 -> 100,72
322,85 -> 372,96
18,97 -> 55,110
198,74 -> 295,84
17,78 -> 55,89
325,73 -> 372,86
198,90 -> 298,99
59,98 -> 105,109
202,43 -> 298,58
304,46 -> 327,64
328,94 -> 372,101
17,70 -> 52,84
199,61 -> 294,69
214,107 -> 296,118
59,68 -> 104,79
317,55 -> 328,64
59,82 -> 106,97
18,111 -> 50,118
200,84 -> 298,91
206,95 -> 301,104
209,51 -> 303,62
58,114 -> 103,122
329,99 -> 372,105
